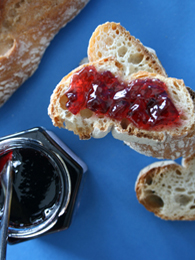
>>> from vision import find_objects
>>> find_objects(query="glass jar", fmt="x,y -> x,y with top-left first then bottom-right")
0,127 -> 87,244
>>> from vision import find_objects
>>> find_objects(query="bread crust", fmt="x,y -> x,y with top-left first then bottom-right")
136,153 -> 195,220
0,0 -> 89,106
48,57 -> 195,159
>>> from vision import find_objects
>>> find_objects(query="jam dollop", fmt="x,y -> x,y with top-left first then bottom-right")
65,66 -> 180,130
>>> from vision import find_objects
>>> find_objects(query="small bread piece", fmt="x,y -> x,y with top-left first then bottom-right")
135,153 -> 195,220
88,22 -> 167,77
48,57 -> 195,159
0,0 -> 89,106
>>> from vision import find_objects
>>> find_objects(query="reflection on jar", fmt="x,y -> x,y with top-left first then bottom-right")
0,127 -> 87,244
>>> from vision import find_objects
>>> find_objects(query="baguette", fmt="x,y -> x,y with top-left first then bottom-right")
0,0 -> 89,107
88,22 -> 167,77
48,57 -> 195,159
135,153 -> 195,220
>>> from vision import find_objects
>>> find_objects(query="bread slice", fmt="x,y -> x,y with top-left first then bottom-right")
0,0 -> 89,107
87,21 -> 195,159
48,58 -> 123,139
135,153 -> 195,220
48,57 -> 195,159
88,22 -> 167,77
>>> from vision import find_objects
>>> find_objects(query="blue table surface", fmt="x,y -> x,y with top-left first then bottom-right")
1,1 -> 195,259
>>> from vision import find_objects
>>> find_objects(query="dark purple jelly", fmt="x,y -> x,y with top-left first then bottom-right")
0,127 -> 87,244
0,148 -> 60,228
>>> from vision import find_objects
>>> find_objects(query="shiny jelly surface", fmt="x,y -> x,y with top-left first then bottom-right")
65,66 -> 180,130
0,151 -> 12,173
0,148 -> 60,227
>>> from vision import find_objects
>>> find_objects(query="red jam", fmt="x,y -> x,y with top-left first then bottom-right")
65,66 -> 180,130
0,151 -> 12,173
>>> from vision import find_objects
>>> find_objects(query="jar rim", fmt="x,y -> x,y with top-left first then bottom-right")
0,137 -> 71,239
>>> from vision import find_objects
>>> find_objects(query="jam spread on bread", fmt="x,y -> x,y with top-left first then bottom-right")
65,66 -> 180,130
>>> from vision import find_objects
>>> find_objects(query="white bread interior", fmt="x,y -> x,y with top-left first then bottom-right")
136,153 -> 195,220
88,22 -> 167,77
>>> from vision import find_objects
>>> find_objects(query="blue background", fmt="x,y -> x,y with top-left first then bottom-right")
1,0 -> 195,259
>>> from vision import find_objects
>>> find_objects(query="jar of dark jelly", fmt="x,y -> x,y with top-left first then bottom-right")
0,127 -> 87,244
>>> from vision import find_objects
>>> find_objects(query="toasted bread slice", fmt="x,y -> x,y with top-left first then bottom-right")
88,22 -> 167,77
48,57 -> 195,159
0,0 -> 89,106
136,153 -> 195,220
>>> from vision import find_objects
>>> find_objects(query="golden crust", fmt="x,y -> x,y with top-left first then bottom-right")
127,130 -> 195,160
0,0 -> 89,106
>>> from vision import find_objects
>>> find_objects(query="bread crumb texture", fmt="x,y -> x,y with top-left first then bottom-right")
136,154 -> 195,220
49,22 -> 195,159
88,22 -> 167,77
0,0 -> 89,106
